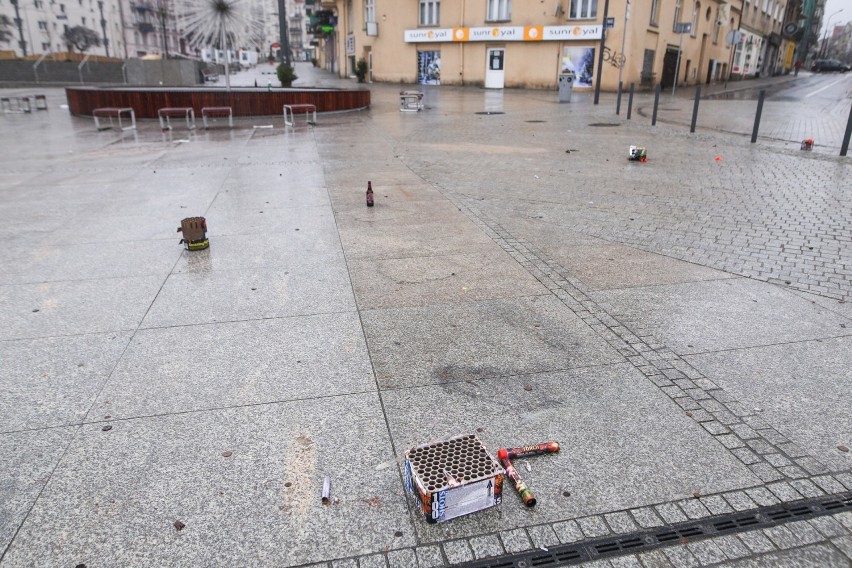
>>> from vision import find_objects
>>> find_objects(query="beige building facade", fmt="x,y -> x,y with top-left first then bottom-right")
321,0 -> 748,91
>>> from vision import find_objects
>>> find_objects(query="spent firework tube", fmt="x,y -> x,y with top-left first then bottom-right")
497,448 -> 536,507
505,441 -> 560,460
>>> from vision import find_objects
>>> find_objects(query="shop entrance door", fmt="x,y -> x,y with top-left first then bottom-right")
485,48 -> 505,89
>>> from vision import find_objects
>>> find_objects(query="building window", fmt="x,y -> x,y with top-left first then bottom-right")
347,0 -> 353,33
34,0 -> 44,8
365,0 -> 375,23
60,3 -> 65,12
673,1 -> 681,32
419,0 -> 439,26
486,0 -> 511,22
38,20 -> 48,30
650,0 -> 659,26
712,8 -> 720,44
569,0 -> 597,19
81,16 -> 86,25
691,1 -> 699,37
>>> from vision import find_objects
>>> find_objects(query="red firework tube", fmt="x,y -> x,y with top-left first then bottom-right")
497,448 -> 536,507
505,441 -> 560,460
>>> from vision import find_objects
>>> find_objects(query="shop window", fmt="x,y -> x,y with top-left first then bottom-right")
486,0 -> 511,22
569,0 -> 597,19
419,0 -> 439,26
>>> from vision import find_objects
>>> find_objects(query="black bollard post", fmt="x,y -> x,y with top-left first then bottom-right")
751,90 -> 766,144
841,101 -> 852,157
616,81 -> 623,115
652,84 -> 661,126
690,85 -> 701,133
627,83 -> 635,120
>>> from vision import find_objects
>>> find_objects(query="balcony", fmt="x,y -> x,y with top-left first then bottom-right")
137,22 -> 154,33
131,2 -> 153,12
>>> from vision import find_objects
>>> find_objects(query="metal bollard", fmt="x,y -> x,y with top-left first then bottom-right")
751,90 -> 765,144
690,86 -> 701,133
841,102 -> 852,157
652,84 -> 661,126
616,81 -> 623,116
627,83 -> 635,120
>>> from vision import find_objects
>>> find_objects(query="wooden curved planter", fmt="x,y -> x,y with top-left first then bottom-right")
65,86 -> 370,118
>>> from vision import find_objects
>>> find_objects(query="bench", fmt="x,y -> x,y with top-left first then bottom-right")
158,107 -> 196,130
399,90 -> 424,112
283,103 -> 316,126
201,106 -> 233,129
93,107 -> 136,131
1,97 -> 32,114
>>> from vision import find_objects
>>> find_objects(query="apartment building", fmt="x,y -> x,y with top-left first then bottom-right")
1,0 -> 126,57
320,0 -> 750,90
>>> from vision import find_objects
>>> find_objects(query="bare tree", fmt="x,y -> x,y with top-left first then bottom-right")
63,26 -> 102,53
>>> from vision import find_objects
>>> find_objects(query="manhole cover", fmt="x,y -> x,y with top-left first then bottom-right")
588,123 -> 620,127
475,111 -> 505,115
525,120 -> 546,123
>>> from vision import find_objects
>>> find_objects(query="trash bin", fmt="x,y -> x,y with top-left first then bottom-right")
558,71 -> 575,103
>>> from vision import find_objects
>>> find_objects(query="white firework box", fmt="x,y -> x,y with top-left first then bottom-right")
403,434 -> 504,523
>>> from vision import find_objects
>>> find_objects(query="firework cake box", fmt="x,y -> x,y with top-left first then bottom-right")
404,434 -> 504,523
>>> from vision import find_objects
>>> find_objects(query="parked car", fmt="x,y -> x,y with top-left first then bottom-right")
811,59 -> 851,73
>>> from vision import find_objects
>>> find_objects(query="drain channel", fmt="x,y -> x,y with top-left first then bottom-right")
459,492 -> 852,568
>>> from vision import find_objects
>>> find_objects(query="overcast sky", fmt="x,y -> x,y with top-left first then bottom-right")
823,0 -> 852,34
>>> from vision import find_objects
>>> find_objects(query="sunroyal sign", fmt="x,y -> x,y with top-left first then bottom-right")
404,25 -> 602,43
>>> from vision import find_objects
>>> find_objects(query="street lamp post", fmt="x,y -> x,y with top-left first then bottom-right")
821,9 -> 843,59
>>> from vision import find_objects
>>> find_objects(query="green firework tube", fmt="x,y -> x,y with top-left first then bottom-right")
505,441 -> 560,460
497,448 -> 536,507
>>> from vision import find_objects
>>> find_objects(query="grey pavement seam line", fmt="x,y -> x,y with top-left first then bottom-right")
671,332 -> 852,358
0,387 -> 383,437
437,191 -> 838,486
0,307 -> 361,344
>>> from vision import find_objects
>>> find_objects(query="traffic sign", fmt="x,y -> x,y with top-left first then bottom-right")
725,30 -> 743,46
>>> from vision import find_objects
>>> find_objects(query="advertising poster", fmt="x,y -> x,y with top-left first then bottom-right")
561,47 -> 595,87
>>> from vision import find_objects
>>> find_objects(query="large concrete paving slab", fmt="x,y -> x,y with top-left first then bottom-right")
685,336 -> 852,472
0,332 -> 131,432
0,240 -> 180,286
0,395 -> 415,567
349,246 -> 546,310
94,314 -> 375,419
363,296 -> 624,389
335,212 -> 496,260
591,278 -> 851,355
140,258 -> 355,329
382,363 -> 761,542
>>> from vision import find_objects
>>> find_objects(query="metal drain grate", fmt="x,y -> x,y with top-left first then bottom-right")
458,492 -> 852,568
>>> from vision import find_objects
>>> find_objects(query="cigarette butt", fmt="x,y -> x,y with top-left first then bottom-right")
321,477 -> 331,504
